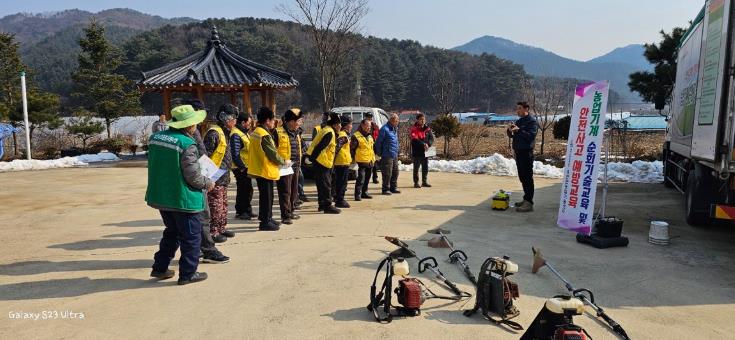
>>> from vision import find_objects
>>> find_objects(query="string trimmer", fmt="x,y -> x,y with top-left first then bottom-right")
532,247 -> 630,339
385,236 -> 471,298
426,228 -> 477,285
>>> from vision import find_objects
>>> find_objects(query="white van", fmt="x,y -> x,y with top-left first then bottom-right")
302,107 -> 389,178
330,107 -> 390,132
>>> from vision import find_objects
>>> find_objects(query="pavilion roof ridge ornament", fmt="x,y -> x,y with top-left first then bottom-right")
209,25 -> 222,47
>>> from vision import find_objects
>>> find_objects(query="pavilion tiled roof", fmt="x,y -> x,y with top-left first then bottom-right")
139,27 -> 298,89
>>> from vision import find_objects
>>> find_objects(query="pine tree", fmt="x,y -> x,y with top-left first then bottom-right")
0,33 -> 27,155
629,27 -> 686,112
66,109 -> 104,150
72,20 -> 140,138
9,89 -> 62,140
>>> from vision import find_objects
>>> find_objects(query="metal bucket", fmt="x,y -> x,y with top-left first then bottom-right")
648,221 -> 670,245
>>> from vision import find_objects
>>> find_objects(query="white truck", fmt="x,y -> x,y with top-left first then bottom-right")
664,0 -> 735,225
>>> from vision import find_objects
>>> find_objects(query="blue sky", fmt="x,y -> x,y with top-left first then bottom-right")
1,0 -> 703,60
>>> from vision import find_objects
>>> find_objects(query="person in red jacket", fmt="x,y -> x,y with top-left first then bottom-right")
410,113 -> 434,188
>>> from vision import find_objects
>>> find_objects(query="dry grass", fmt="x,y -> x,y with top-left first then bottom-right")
431,125 -> 665,163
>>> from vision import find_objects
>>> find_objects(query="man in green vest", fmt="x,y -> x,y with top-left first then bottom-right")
146,104 -> 214,285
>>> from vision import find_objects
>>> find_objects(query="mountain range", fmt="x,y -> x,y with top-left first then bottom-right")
0,8 -> 196,45
453,36 -> 650,101
0,8 -> 198,97
0,8 -> 650,104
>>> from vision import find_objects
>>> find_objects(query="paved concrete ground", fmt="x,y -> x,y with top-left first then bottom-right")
1,167 -> 734,339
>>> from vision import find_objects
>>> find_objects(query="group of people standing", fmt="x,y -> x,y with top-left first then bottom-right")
145,102 -> 436,285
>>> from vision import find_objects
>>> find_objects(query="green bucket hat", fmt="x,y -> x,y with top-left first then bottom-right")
167,105 -> 206,129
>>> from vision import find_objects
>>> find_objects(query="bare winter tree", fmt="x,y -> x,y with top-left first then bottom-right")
279,0 -> 369,111
428,64 -> 463,114
523,75 -> 575,156
427,64 -> 463,157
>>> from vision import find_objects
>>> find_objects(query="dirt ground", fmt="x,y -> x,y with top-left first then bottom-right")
1,167 -> 734,339
416,126 -> 665,164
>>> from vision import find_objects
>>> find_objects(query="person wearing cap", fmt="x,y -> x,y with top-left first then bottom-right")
332,116 -> 353,208
152,113 -> 168,133
364,112 -> 380,185
183,99 -> 230,264
230,112 -> 257,221
204,104 -> 237,243
410,113 -> 435,188
273,108 -> 303,225
306,112 -> 342,214
375,113 -> 401,195
249,107 -> 288,231
350,119 -> 376,201
146,104 -> 212,285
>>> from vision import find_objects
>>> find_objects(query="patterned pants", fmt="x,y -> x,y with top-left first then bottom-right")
207,185 -> 228,236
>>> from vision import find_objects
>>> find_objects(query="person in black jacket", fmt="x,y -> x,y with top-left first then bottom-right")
230,113 -> 257,221
507,101 -> 538,213
309,112 -> 342,214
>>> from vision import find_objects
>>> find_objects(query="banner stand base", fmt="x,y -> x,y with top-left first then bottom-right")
576,234 -> 629,249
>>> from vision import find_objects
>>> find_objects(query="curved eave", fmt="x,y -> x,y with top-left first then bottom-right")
138,37 -> 299,90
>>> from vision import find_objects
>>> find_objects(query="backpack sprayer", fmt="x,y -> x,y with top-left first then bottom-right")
385,236 -> 472,298
426,228 -> 523,331
367,238 -> 471,323
521,295 -> 591,340
532,247 -> 630,340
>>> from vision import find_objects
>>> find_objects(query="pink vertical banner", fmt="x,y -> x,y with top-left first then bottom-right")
557,81 -> 609,235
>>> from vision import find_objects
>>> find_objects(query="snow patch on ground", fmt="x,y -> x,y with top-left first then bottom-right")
0,152 -> 120,172
605,160 -> 664,183
399,153 -> 663,183
398,153 -> 563,178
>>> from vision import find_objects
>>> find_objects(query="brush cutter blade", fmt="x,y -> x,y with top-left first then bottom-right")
531,247 -> 546,274
426,228 -> 451,234
384,236 -> 406,248
427,236 -> 452,248
389,247 -> 415,259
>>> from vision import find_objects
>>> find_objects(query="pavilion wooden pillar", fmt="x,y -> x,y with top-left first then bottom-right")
243,87 -> 252,114
260,90 -> 267,110
196,86 -> 205,105
230,92 -> 237,105
269,90 -> 277,114
162,88 -> 171,119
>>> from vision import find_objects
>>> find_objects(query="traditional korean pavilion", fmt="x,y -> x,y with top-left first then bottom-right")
137,26 -> 299,117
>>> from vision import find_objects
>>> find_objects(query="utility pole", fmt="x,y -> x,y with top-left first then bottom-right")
20,71 -> 31,160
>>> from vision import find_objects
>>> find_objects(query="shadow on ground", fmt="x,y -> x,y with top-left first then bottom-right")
48,230 -> 162,250
354,181 -> 735,315
102,220 -> 162,228
0,259 -> 153,275
0,277 -> 175,300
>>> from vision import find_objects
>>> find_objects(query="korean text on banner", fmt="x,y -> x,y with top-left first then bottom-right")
557,81 -> 609,235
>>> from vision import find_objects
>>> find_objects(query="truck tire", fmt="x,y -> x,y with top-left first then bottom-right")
685,165 -> 711,226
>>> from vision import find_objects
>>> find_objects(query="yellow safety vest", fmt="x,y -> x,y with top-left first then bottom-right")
207,125 -> 228,167
247,127 -> 280,181
354,132 -> 375,164
334,130 -> 352,166
230,127 -> 250,169
307,125 -> 336,169
275,126 -> 302,161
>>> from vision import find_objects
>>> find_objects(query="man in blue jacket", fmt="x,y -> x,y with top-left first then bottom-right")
507,101 -> 538,212
375,113 -> 401,195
